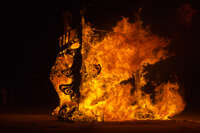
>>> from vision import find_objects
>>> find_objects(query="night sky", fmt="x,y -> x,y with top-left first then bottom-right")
1,0 -> 200,111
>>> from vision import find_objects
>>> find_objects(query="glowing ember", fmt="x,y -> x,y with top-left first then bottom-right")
50,14 -> 185,122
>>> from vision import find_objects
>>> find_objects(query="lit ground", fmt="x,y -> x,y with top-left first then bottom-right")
0,106 -> 200,133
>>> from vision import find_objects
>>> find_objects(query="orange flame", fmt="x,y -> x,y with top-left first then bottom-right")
50,15 -> 185,121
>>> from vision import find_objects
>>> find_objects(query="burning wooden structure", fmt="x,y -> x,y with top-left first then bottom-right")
50,11 -> 185,122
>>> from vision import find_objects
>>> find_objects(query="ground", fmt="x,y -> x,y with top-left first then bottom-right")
0,106 -> 199,133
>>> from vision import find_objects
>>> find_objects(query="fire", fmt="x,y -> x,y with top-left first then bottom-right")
50,14 -> 185,121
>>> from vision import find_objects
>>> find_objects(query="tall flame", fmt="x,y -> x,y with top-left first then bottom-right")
50,15 -> 185,121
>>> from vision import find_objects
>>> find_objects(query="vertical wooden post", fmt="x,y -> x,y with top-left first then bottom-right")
59,36 -> 62,48
135,70 -> 141,92
63,34 -> 66,46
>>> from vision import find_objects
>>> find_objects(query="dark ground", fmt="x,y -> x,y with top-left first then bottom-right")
0,106 -> 200,133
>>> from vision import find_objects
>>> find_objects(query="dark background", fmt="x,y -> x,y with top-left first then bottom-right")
0,0 -> 200,113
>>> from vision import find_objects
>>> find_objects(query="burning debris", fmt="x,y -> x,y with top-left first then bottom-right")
50,12 -> 185,122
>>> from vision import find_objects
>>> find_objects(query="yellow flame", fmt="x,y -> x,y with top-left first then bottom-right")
50,16 -> 185,121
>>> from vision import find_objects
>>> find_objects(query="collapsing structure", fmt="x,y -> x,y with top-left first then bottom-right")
50,12 -> 185,122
